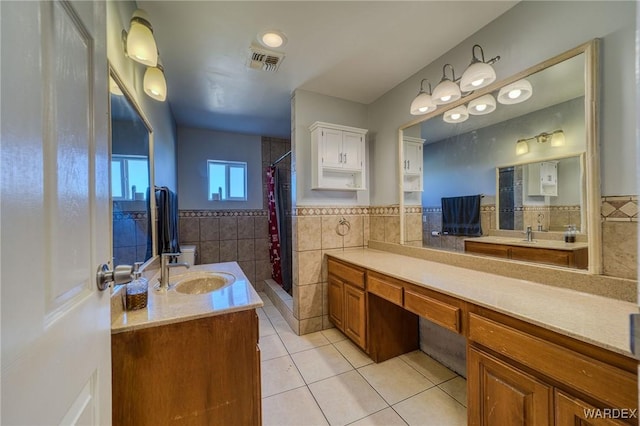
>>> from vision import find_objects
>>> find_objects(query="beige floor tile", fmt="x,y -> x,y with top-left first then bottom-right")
309,370 -> 388,426
279,330 -> 331,354
272,316 -> 297,334
348,407 -> 408,426
321,327 -> 347,343
261,355 -> 306,398
438,377 -> 467,407
262,386 -> 329,426
260,318 -> 277,337
291,345 -> 353,384
260,334 -> 288,361
358,358 -> 435,405
333,339 -> 373,369
400,350 -> 457,384
393,387 -> 466,426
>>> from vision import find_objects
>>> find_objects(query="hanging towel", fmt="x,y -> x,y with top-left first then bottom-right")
155,186 -> 181,254
441,195 -> 482,236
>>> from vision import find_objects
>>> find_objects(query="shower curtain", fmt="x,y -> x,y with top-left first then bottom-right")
267,166 -> 283,285
267,165 -> 292,292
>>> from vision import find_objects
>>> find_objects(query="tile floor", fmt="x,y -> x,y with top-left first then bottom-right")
257,292 -> 468,426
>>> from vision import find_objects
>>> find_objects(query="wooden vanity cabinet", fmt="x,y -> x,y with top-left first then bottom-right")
112,309 -> 261,426
465,240 -> 588,269
467,311 -> 638,426
327,258 -> 367,350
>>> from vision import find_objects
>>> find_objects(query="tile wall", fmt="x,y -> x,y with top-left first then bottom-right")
601,196 -> 638,280
292,206 -> 370,334
113,210 -> 148,265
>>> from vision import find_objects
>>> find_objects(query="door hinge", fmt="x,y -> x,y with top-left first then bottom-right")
630,313 -> 640,360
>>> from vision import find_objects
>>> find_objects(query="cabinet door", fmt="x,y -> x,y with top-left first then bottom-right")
468,347 -> 552,426
321,128 -> 344,168
555,391 -> 629,426
344,284 -> 367,350
404,141 -> 422,175
341,131 -> 363,171
328,277 -> 345,331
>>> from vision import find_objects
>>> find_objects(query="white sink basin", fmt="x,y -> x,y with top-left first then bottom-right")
172,271 -> 235,295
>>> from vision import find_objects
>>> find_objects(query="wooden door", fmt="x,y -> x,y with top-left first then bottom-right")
321,127 -> 344,168
328,276 -> 345,330
555,391 -> 629,426
344,284 -> 367,350
468,347 -> 552,426
1,1 -> 111,424
341,131 -> 363,171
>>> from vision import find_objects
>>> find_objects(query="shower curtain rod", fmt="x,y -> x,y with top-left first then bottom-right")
270,150 -> 291,167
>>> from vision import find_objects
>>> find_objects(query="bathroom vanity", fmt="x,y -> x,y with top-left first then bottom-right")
110,262 -> 263,426
464,236 -> 589,269
327,249 -> 637,426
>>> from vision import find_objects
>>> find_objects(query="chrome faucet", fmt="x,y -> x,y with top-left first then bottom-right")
159,253 -> 190,290
525,226 -> 533,242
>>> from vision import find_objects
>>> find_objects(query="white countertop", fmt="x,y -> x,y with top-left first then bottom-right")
465,236 -> 589,251
111,262 -> 263,334
327,248 -> 636,357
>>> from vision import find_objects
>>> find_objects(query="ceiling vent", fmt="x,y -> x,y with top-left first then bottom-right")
247,45 -> 284,72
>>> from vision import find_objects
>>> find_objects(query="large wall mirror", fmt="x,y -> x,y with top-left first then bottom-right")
109,66 -> 156,266
399,40 -> 601,273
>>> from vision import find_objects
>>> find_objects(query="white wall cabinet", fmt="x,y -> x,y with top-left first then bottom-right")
403,136 -> 424,192
527,161 -> 558,196
310,121 -> 367,190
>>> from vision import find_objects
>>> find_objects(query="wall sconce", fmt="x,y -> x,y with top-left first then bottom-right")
460,45 -> 500,91
498,79 -> 533,104
432,64 -> 461,105
467,94 -> 496,115
410,79 -> 437,115
516,130 -> 565,155
144,58 -> 167,102
443,105 -> 469,123
122,9 -> 158,67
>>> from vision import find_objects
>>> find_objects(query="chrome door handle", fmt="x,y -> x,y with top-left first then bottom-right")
96,263 -> 133,291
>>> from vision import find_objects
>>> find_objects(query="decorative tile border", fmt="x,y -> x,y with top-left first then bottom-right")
113,211 -> 147,220
601,195 -> 638,222
423,205 -> 496,213
179,209 -> 268,217
294,206 -> 370,216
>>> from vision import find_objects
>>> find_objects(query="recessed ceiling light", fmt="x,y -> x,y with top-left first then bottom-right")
259,30 -> 287,48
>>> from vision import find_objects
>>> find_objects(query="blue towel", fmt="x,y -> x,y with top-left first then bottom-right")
154,187 -> 181,254
441,195 -> 482,236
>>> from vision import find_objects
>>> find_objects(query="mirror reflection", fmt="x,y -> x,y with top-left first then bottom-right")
110,73 -> 153,266
401,47 -> 592,270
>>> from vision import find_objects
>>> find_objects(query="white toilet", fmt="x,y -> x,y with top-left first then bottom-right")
178,245 -> 197,266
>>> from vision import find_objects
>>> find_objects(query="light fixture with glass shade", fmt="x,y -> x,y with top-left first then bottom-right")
460,44 -> 500,92
515,139 -> 529,155
515,129 -> 564,155
498,79 -> 533,104
432,64 -> 461,105
410,79 -> 437,115
443,105 -> 469,123
467,94 -> 496,115
144,58 -> 167,102
122,9 -> 158,67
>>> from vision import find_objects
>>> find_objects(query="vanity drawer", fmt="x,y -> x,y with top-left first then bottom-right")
367,272 -> 403,306
404,290 -> 461,333
328,258 -> 365,289
465,241 -> 510,258
468,313 -> 637,410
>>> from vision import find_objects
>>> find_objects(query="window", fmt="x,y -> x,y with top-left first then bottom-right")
208,160 -> 247,201
111,155 -> 149,200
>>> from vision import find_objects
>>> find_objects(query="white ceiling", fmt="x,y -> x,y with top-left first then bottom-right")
137,1 -> 518,137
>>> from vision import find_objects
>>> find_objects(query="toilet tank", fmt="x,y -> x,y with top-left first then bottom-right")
178,245 -> 197,266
